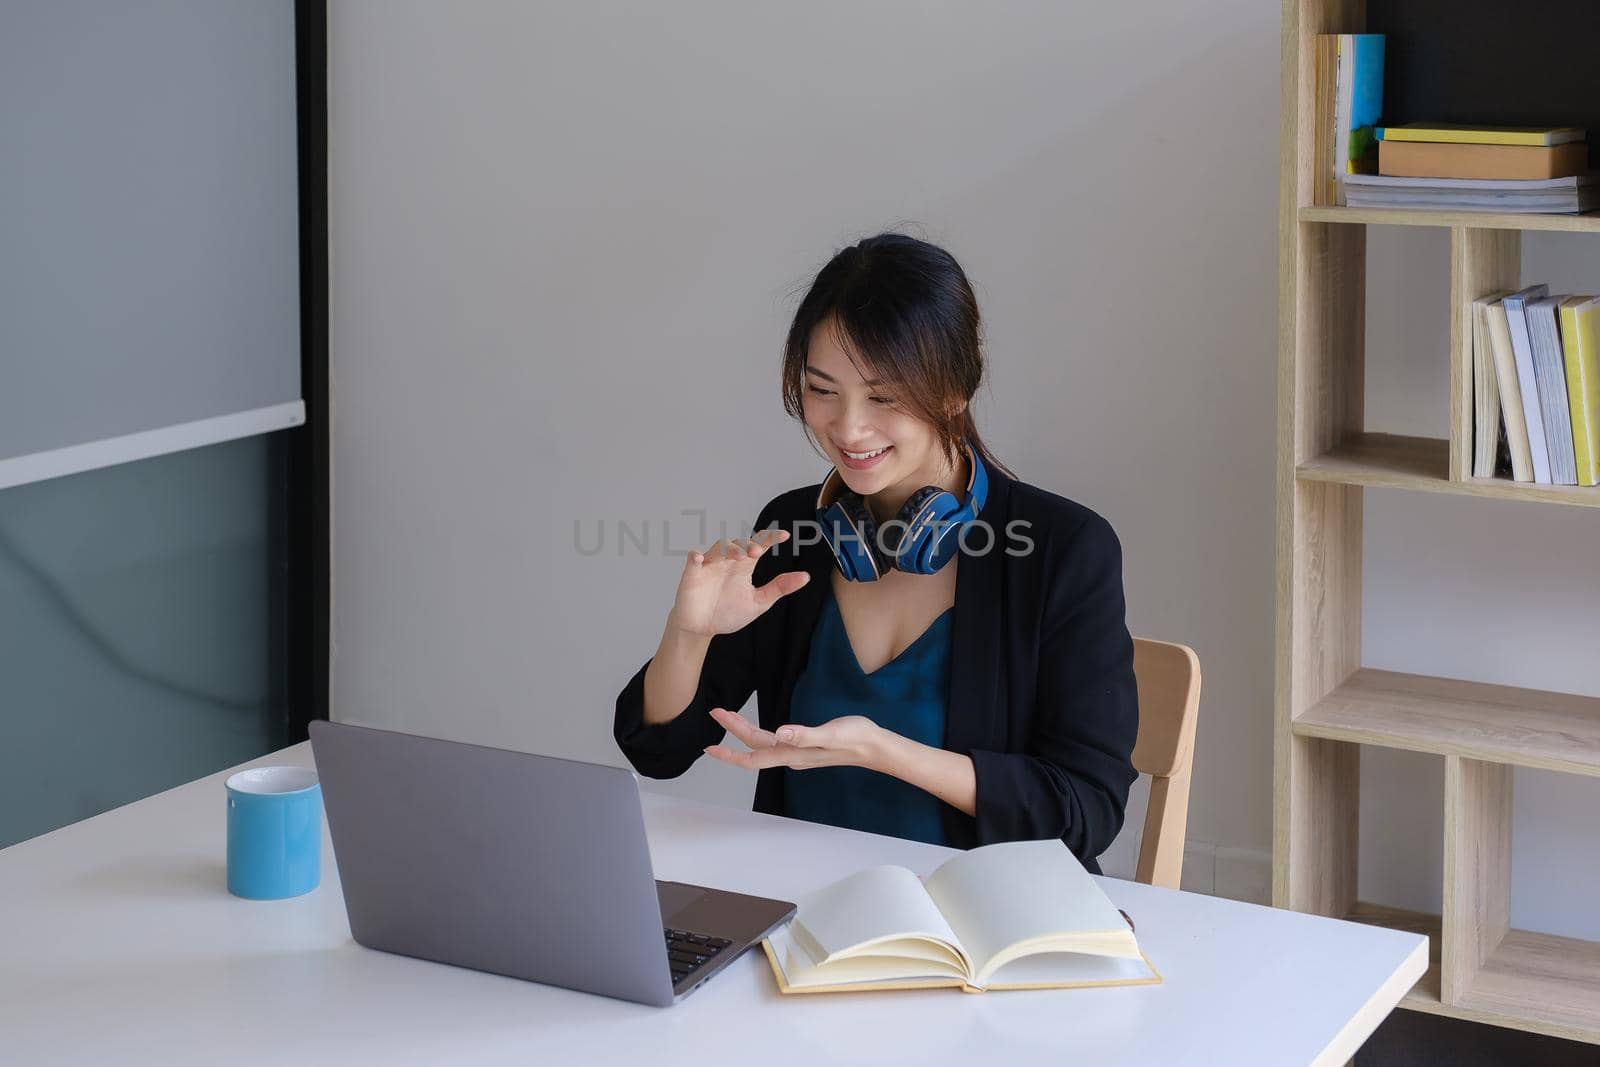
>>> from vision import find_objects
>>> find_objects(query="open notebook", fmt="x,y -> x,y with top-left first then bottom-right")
761,839 -> 1162,994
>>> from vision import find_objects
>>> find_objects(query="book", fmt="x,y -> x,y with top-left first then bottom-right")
1472,293 -> 1508,478
1504,285 -> 1553,483
1528,296 -> 1579,485
1377,123 -> 1586,147
1342,174 -> 1599,214
1486,298 -> 1535,482
1559,296 -> 1600,487
760,839 -> 1162,995
1379,140 -> 1589,181
1329,34 -> 1385,206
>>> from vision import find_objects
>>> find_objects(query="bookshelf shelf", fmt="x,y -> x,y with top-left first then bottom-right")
1278,0 -> 1600,1047
1344,904 -> 1600,1044
1295,433 -> 1447,487
1294,669 -> 1600,777
1295,433 -> 1600,509
1455,929 -> 1600,1044
1345,903 -> 1443,1008
1300,205 -> 1600,234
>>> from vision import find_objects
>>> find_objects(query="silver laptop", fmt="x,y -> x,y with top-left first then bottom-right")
308,720 -> 795,1006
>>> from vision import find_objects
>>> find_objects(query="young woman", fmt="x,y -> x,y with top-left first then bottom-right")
613,233 -> 1138,872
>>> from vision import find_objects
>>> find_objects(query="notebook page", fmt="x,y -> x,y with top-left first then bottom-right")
766,922 -> 965,990
923,840 -> 1136,981
792,864 -> 967,969
983,950 -> 1158,990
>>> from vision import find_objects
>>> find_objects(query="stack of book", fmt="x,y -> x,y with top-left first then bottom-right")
1472,286 -> 1600,487
1313,34 -> 1385,206
1346,125 -> 1596,213
1380,124 -> 1589,180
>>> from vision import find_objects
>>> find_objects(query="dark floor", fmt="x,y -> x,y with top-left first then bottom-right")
1356,1010 -> 1597,1066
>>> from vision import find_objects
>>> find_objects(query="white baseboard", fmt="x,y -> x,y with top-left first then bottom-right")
1180,841 -> 1271,904
1180,840 -> 1216,894
1096,778 -> 1272,904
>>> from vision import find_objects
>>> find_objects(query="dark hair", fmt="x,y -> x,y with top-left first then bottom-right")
781,232 -> 1016,481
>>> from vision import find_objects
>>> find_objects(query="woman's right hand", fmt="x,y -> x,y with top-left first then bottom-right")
667,528 -> 811,638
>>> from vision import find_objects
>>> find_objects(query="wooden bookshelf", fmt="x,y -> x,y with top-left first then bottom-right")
1345,902 -> 1443,1008
1295,669 -> 1600,778
1300,206 -> 1600,234
1276,0 -> 1600,1047
1296,432 -> 1600,509
1345,903 -> 1600,1043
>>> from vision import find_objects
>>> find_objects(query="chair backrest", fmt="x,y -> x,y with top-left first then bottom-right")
1129,638 -> 1202,890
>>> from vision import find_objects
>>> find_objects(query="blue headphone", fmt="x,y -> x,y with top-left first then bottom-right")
815,439 -> 989,581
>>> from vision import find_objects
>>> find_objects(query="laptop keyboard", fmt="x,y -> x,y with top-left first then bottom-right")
664,928 -> 733,986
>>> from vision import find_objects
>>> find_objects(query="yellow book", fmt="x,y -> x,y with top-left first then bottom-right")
1559,296 -> 1600,487
760,839 -> 1162,995
1377,123 -> 1585,147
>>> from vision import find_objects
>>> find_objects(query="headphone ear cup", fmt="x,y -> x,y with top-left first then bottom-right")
895,486 -> 959,574
918,515 -> 966,574
837,491 -> 892,578
818,501 -> 870,581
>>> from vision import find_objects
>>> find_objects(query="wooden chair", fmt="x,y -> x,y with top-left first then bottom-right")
1130,638 -> 1202,890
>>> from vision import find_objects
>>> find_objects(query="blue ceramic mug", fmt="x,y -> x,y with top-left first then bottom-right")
225,766 -> 322,900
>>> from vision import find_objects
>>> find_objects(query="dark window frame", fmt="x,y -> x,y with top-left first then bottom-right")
288,0 -> 329,738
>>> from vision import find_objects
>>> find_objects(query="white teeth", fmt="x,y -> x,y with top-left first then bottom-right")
843,446 -> 889,460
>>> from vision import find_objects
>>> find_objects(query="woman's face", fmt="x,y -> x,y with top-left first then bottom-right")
800,318 -> 954,499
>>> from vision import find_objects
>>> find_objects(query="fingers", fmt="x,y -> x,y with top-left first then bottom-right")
751,527 -> 790,551
690,538 -> 745,564
703,744 -> 766,769
773,723 -> 824,748
703,710 -> 845,772
689,527 -> 791,565
755,569 -> 810,608
704,743 -> 827,771
708,706 -> 778,748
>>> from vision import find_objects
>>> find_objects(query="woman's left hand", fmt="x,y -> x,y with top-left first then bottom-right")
704,706 -> 978,817
704,707 -> 888,772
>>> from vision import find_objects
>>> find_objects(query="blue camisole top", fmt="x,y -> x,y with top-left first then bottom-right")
781,590 -> 953,846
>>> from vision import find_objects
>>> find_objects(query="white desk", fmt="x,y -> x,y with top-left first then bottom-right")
0,742 -> 1424,1066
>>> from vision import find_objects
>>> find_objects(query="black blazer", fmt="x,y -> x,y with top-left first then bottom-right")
613,464 -> 1139,873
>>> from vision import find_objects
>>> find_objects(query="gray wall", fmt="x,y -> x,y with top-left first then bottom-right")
0,0 -> 301,465
327,0 -> 1598,934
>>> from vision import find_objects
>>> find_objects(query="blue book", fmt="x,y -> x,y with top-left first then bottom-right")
1528,297 -> 1578,485
1341,35 -> 1386,174
1503,285 -> 1553,483
1348,36 -> 1385,132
